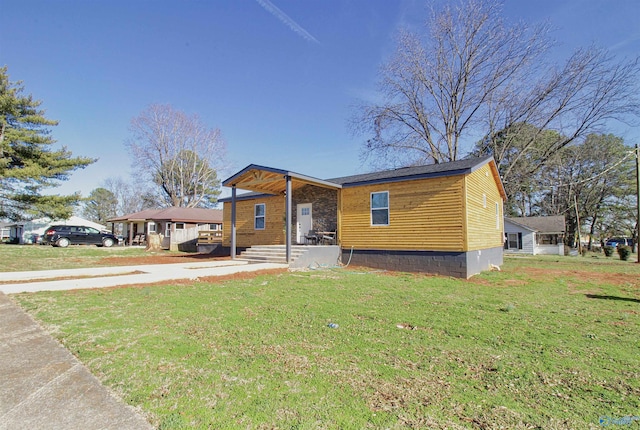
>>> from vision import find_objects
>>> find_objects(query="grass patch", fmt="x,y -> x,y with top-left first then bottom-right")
0,244 -> 191,272
12,256 -> 640,429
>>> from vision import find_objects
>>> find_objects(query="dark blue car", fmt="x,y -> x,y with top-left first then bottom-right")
605,237 -> 633,248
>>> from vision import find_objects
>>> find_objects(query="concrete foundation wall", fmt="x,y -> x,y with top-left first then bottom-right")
196,242 -> 223,255
465,246 -> 503,277
290,246 -> 340,269
341,247 -> 504,278
198,245 -> 245,256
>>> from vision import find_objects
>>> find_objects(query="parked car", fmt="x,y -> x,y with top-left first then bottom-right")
605,237 -> 633,248
42,225 -> 119,248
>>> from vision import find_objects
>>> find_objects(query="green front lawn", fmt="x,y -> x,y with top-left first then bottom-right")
0,244 -> 195,272
13,256 -> 640,429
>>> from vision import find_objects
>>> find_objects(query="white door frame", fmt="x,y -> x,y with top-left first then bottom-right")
296,203 -> 313,244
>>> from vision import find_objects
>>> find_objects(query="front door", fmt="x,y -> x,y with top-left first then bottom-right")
296,203 -> 312,244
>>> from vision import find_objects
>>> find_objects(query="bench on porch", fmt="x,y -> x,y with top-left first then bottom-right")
131,233 -> 146,246
319,231 -> 336,245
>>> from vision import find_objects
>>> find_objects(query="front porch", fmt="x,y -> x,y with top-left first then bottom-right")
222,165 -> 342,263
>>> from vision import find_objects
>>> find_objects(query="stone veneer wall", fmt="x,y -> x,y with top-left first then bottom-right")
291,185 -> 338,244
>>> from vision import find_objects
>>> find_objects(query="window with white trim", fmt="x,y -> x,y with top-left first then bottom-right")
165,222 -> 172,237
255,204 -> 266,230
175,223 -> 185,230
371,191 -> 389,226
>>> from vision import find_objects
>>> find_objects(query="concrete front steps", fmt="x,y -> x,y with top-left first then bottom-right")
238,245 -> 307,264
238,245 -> 341,269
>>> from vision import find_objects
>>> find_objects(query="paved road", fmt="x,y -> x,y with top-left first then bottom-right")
0,260 -> 288,429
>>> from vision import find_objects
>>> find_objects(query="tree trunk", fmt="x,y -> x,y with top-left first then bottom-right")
146,233 -> 163,252
565,217 -> 577,248
588,215 -> 598,250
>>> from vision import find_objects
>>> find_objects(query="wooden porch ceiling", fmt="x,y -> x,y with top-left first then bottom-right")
222,165 -> 342,194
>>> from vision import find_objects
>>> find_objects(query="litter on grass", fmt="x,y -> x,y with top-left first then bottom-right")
396,323 -> 417,330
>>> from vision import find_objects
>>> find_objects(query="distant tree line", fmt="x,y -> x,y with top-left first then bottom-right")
473,128 -> 637,248
0,65 -> 229,224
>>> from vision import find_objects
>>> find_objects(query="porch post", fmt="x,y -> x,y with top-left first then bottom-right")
128,222 -> 133,246
231,185 -> 237,259
285,175 -> 292,263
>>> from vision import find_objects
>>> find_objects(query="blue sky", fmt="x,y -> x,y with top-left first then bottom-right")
2,0 -> 639,203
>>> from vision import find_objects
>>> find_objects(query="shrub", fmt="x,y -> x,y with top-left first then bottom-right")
617,245 -> 631,261
603,245 -> 615,257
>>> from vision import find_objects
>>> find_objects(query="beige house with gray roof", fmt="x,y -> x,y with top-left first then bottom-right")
504,216 -> 565,255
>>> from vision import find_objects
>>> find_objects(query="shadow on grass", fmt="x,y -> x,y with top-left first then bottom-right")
586,294 -> 640,304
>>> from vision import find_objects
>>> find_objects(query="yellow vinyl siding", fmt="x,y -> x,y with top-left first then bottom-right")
464,164 -> 504,250
339,176 -> 465,251
223,195 -> 285,247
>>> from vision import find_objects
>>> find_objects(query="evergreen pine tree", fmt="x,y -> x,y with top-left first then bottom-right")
0,66 -> 95,220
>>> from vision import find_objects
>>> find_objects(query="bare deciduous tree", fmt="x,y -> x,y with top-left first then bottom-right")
102,177 -> 160,215
126,104 -> 228,208
483,47 -> 640,183
353,0 -> 640,176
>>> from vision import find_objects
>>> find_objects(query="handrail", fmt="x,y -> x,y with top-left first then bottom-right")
198,230 -> 223,244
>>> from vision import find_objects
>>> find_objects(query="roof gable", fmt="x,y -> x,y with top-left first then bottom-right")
222,164 -> 341,194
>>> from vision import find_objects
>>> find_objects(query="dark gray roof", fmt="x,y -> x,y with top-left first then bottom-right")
327,155 -> 494,187
505,216 -> 565,233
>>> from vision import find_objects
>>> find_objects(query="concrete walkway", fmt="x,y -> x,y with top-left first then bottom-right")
0,260 -> 288,294
0,260 -> 288,429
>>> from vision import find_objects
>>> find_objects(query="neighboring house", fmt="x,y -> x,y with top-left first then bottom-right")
108,207 -> 223,251
0,222 -> 11,242
504,216 -> 565,256
6,216 -> 107,244
220,155 -> 506,278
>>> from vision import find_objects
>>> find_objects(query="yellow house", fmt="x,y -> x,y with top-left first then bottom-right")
220,156 -> 506,278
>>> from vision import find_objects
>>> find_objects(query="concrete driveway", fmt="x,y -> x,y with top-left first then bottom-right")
0,260 -> 288,294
